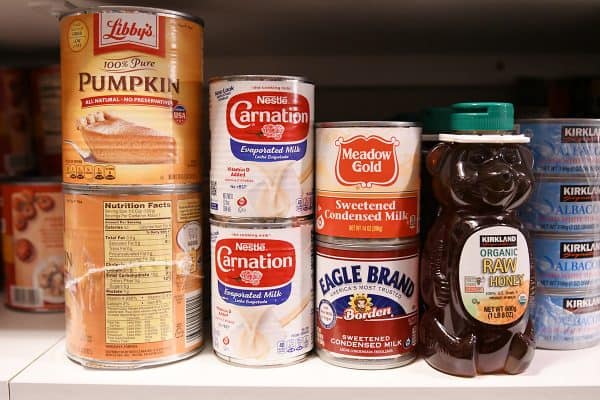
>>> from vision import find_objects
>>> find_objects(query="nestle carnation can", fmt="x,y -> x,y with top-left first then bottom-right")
517,119 -> 600,175
211,217 -> 313,366
534,287 -> 600,350
315,237 -> 419,369
520,176 -> 600,233
532,233 -> 600,289
209,75 -> 314,219
315,122 -> 421,241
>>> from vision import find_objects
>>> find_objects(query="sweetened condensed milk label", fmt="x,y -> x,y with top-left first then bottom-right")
316,126 -> 420,239
60,11 -> 203,185
211,222 -> 313,364
210,78 -> 314,219
316,243 -> 419,358
65,190 -> 203,363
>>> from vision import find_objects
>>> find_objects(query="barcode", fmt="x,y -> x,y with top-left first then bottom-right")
185,289 -> 202,346
10,286 -> 43,307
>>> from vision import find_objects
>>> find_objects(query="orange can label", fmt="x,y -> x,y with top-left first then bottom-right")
60,11 -> 203,185
64,189 -> 203,365
315,125 -> 421,239
2,182 -> 64,311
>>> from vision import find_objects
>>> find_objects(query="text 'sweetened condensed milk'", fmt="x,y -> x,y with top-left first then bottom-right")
534,288 -> 600,350
532,234 -> 600,289
520,177 -> 600,233
315,122 -> 421,240
211,219 -> 313,366
209,76 -> 314,219
2,181 -> 64,312
518,119 -> 600,175
316,239 -> 419,369
64,185 -> 203,368
60,7 -> 203,185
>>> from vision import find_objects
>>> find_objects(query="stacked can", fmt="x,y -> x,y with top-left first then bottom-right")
314,121 -> 421,369
60,6 -> 204,368
209,75 -> 315,366
518,119 -> 600,349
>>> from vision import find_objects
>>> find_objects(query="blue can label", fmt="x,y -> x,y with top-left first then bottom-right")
534,291 -> 600,349
520,180 -> 600,233
533,235 -> 600,289
519,121 -> 600,175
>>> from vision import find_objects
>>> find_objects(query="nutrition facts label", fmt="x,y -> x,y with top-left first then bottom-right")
103,201 -> 174,344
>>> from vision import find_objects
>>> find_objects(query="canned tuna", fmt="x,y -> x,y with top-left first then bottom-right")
534,288 -> 600,350
520,177 -> 600,233
532,233 -> 600,289
518,119 -> 600,175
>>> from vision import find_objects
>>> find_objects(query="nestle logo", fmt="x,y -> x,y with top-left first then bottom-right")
257,96 -> 288,105
94,13 -> 165,56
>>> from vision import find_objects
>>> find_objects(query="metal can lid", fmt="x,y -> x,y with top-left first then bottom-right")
210,216 -> 313,229
532,174 -> 595,182
536,285 -> 600,296
316,121 -> 419,128
209,75 -> 312,84
60,6 -> 204,26
531,231 -> 600,240
62,183 -> 202,195
315,234 -> 419,251
517,118 -> 600,124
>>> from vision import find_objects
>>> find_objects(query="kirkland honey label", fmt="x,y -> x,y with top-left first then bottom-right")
315,124 -> 420,239
2,183 -> 64,311
64,189 -> 203,365
60,10 -> 203,185
459,227 -> 530,325
316,243 -> 419,358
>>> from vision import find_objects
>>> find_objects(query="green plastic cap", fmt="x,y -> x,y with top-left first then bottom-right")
450,102 -> 514,131
421,107 -> 452,133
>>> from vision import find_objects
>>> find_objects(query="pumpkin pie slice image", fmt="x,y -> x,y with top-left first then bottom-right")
76,111 -> 176,164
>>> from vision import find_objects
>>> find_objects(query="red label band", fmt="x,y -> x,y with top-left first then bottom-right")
317,314 -> 418,357
316,194 -> 419,239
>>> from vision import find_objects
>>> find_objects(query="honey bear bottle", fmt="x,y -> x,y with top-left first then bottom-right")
420,102 -> 536,376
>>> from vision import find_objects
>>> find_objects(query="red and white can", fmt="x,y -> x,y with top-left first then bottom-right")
315,122 -> 421,241
316,238 -> 419,369
209,75 -> 314,219
211,217 -> 313,366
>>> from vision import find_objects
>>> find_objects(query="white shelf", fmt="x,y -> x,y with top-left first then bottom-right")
9,338 -> 600,400
0,304 -> 64,400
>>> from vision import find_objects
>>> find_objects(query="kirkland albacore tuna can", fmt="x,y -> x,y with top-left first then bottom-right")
315,122 -> 421,241
209,75 -> 314,219
517,119 -> 600,176
211,217 -> 313,366
532,233 -> 600,289
315,237 -> 419,369
520,176 -> 600,233
534,287 -> 600,350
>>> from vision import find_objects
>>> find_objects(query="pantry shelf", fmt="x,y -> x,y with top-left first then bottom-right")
0,304 -> 64,400
8,338 -> 600,400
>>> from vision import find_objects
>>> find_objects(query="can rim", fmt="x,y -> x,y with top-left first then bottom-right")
62,183 -> 202,194
316,234 -> 419,250
59,6 -> 204,26
210,215 -> 313,228
316,121 -> 419,128
208,75 -> 313,84
517,118 -> 600,124
533,174 -> 596,181
536,286 -> 600,295
531,231 -> 600,239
